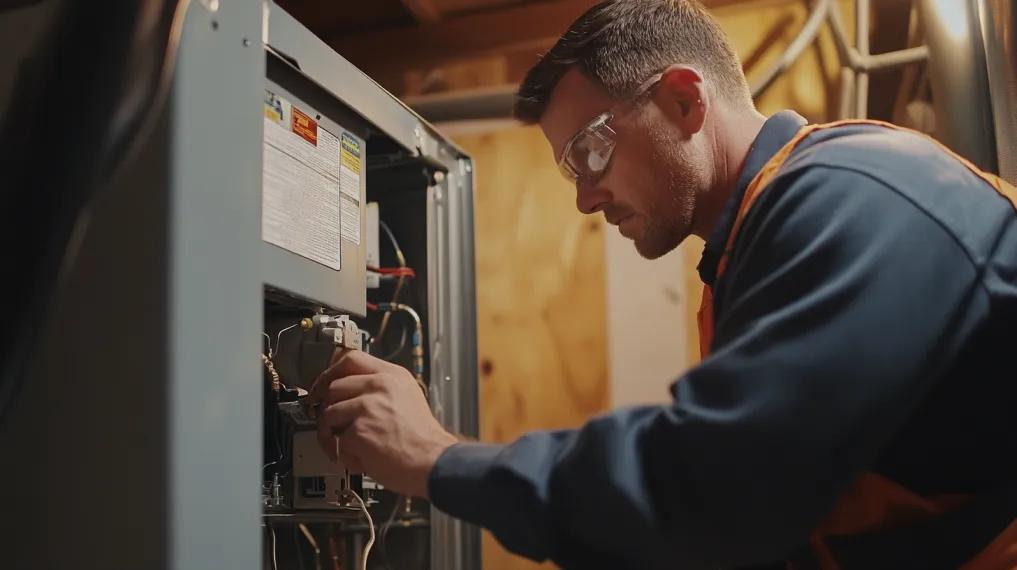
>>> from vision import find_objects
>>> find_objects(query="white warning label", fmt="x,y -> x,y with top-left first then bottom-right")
340,132 -> 362,245
262,90 -> 342,270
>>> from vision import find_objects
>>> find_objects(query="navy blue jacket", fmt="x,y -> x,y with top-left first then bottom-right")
428,111 -> 1017,569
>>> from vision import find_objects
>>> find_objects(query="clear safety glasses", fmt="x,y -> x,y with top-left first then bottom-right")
557,112 -> 617,184
556,74 -> 662,185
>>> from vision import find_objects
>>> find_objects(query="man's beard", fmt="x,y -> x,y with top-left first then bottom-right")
634,213 -> 688,259
635,129 -> 698,259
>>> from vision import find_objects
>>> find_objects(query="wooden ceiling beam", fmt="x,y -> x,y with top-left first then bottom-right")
331,0 -> 763,77
331,0 -> 598,72
400,0 -> 443,24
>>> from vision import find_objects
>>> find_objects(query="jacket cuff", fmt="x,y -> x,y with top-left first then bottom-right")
427,442 -> 505,523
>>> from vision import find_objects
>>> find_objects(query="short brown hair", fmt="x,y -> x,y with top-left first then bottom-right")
514,0 -> 751,124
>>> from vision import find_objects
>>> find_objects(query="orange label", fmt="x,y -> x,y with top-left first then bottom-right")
291,107 -> 318,146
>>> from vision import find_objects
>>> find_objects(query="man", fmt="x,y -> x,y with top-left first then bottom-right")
309,1 -> 1017,568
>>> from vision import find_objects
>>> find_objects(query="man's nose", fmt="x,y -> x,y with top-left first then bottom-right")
575,178 -> 611,215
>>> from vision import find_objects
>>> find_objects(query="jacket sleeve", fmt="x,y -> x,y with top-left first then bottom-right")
427,165 -> 984,569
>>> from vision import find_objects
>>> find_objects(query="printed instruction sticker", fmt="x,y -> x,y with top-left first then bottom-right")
339,131 -> 362,245
262,89 -> 342,270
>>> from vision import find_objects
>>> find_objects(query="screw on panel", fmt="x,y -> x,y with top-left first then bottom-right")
414,125 -> 425,154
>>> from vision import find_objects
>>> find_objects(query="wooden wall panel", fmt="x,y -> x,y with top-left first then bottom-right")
453,126 -> 610,570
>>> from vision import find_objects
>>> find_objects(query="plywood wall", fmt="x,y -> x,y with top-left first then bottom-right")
440,1 -> 856,568
453,126 -> 610,570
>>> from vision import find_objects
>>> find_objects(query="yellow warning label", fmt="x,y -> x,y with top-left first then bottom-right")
340,132 -> 361,172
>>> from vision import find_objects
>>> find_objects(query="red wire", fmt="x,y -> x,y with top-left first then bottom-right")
366,265 -> 416,277
366,302 -> 379,311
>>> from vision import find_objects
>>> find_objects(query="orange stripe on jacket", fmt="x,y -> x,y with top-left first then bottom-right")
696,119 -> 1017,570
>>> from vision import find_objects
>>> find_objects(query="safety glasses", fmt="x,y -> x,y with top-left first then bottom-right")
557,74 -> 662,184
557,112 -> 617,183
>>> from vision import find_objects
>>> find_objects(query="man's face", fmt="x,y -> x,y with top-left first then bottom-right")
540,69 -> 707,259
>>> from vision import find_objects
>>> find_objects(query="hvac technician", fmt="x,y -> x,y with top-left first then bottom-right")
309,1 -> 1017,567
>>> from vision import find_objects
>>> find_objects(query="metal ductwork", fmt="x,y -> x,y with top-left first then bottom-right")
922,0 -> 1016,183
978,0 -> 1017,184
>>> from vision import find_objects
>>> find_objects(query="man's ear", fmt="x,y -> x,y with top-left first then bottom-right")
654,65 -> 707,138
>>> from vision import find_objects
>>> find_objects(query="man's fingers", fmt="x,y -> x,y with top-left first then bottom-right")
308,351 -> 388,405
319,397 -> 367,436
327,350 -> 388,378
324,374 -> 383,407
316,397 -> 363,461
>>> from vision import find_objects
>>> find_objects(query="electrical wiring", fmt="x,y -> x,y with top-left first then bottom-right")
365,303 -> 412,361
325,485 -> 375,570
327,526 -> 342,570
294,526 -> 307,570
380,326 -> 410,362
298,523 -> 323,570
262,410 -> 286,475
374,274 -> 413,283
375,220 -> 408,344
377,275 -> 406,342
375,303 -> 427,397
275,322 -> 300,357
347,488 -> 376,570
269,525 -> 279,570
379,496 -> 405,570
262,323 -> 298,474
261,321 -> 300,393
263,321 -> 300,358
378,220 -> 405,267
261,353 -> 282,393
367,266 -> 416,278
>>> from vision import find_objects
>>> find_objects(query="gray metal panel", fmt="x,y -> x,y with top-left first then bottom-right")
0,3 -> 265,569
922,0 -> 999,172
978,0 -> 1017,185
167,3 -> 264,569
265,0 -> 469,163
261,75 -> 367,313
428,156 -> 481,570
0,97 -> 176,570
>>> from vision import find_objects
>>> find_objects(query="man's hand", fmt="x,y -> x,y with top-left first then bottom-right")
306,349 -> 458,499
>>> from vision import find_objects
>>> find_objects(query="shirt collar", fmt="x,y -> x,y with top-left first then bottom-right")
697,110 -> 808,286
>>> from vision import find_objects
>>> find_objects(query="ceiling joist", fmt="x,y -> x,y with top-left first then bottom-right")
331,0 -> 599,73
400,0 -> 443,24
333,0 -> 760,78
